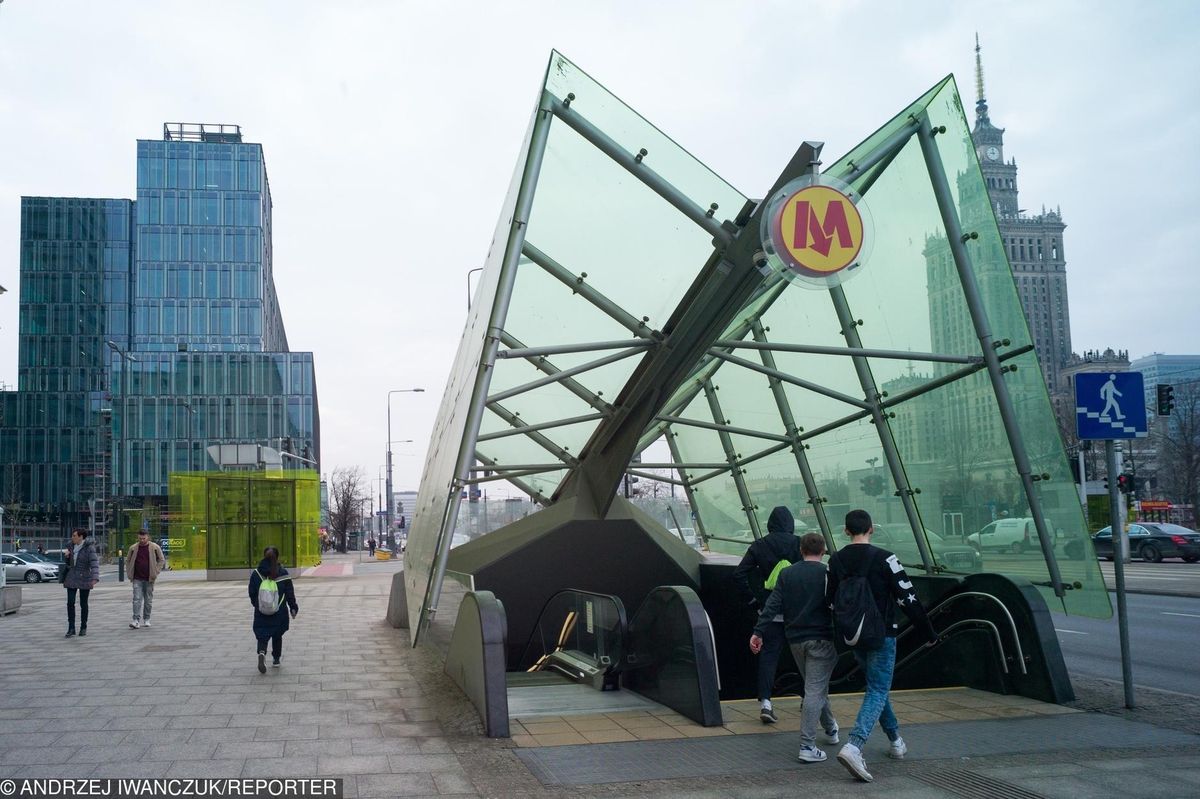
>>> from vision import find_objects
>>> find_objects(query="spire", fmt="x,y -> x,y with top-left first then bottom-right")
974,33 -> 990,126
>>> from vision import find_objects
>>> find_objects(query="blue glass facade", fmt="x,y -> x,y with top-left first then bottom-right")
1,125 -> 319,542
0,198 -> 132,533
134,131 -> 285,353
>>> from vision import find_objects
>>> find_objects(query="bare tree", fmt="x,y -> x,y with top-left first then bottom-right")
1158,381 -> 1200,523
328,466 -> 367,552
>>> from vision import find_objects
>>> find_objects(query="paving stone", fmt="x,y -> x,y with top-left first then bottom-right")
165,759 -> 248,778
240,756 -> 320,777
286,739 -> 352,758
256,724 -> 318,741
317,755 -> 391,775
213,740 -> 286,759
386,754 -> 462,773
73,744 -> 149,763
356,772 -> 438,797
143,742 -> 218,761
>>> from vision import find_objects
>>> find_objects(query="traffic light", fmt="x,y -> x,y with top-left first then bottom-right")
860,475 -> 884,496
1117,473 -> 1132,494
1157,384 -> 1175,416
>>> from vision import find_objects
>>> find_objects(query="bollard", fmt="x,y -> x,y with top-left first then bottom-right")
118,549 -> 125,582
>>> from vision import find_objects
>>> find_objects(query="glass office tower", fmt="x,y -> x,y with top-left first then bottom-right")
113,123 -> 319,499
0,198 -> 133,540
2,124 -> 320,554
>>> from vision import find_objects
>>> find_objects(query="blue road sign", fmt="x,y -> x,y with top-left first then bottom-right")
1075,371 -> 1147,440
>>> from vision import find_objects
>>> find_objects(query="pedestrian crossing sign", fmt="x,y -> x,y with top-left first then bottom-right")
1075,371 -> 1147,440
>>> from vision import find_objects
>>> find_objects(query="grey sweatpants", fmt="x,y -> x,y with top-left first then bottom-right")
132,579 -> 154,621
790,639 -> 838,747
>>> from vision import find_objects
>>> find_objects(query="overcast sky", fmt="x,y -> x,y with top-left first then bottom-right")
1,0 -> 1197,492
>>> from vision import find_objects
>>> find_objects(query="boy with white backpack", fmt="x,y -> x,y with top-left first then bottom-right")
248,546 -> 299,673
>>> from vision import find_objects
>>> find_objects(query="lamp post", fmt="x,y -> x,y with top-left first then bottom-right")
106,341 -> 137,548
387,389 -> 424,550
180,400 -> 196,472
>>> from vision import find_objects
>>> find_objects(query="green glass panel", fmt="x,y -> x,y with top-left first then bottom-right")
208,524 -> 247,569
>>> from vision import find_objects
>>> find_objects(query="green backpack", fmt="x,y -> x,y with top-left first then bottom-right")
764,558 -> 792,590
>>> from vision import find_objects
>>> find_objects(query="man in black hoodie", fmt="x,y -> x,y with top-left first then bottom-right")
733,506 -> 801,723
827,509 -> 938,783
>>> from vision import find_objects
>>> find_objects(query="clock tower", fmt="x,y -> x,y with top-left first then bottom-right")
972,36 -> 1018,219
969,35 -> 1072,393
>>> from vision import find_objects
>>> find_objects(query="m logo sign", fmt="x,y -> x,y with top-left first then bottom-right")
766,183 -> 866,283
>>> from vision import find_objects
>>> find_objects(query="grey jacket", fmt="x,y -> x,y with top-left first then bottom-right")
63,539 -> 100,590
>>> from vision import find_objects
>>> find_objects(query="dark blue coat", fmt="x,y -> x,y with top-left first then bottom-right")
248,560 -> 298,638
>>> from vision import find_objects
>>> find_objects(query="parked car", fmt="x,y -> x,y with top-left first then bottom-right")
870,524 -> 982,572
1091,523 -> 1200,563
2,552 -> 62,583
668,527 -> 701,549
966,517 -> 1056,554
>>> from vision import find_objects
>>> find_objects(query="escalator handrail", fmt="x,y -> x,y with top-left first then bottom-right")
896,618 -> 1010,675
929,591 -> 1027,675
518,588 -> 629,669
831,588 -> 1027,683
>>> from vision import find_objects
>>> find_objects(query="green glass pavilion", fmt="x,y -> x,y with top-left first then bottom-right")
398,53 -> 1107,727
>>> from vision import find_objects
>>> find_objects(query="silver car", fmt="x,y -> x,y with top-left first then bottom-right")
2,552 -> 62,583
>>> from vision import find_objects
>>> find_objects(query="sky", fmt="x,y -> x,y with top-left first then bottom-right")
1,0 -> 1197,494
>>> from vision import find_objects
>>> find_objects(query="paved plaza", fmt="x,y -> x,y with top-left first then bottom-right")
3,555 -> 1200,798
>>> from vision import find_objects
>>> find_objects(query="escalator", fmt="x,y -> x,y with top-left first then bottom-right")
510,589 -> 627,692
507,587 -> 722,726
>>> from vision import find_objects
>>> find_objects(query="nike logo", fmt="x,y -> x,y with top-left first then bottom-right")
844,615 -> 865,646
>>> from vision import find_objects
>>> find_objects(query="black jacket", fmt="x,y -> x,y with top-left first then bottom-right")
826,543 -> 936,642
754,560 -> 833,644
733,507 -> 801,608
249,560 -> 299,637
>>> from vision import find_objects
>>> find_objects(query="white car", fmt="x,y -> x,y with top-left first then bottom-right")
967,517 -> 1055,554
2,553 -> 62,583
668,527 -> 701,549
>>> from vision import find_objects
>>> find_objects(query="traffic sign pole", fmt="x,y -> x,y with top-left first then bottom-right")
1105,439 -> 1135,709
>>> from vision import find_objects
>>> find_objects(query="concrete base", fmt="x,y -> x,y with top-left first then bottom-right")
387,569 -> 408,628
206,568 -> 253,582
1,585 -> 22,616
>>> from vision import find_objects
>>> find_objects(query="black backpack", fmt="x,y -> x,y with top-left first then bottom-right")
832,547 -> 885,651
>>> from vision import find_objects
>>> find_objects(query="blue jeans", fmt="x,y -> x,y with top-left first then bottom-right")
848,637 -> 900,747
756,621 -> 785,702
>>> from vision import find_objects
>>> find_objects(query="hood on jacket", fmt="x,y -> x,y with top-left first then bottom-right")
256,558 -> 288,578
766,506 -> 794,536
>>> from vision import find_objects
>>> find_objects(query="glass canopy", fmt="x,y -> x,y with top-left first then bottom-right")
405,52 -> 1109,639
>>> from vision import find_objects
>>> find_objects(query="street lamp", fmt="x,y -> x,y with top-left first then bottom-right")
387,389 -> 424,549
180,400 -> 196,472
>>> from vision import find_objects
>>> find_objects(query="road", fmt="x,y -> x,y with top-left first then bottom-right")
1056,591 -> 1200,697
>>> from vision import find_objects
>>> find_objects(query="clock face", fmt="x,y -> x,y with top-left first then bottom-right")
985,146 -> 1000,161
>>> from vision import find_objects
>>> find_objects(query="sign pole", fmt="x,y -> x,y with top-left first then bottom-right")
1106,439 -> 1135,709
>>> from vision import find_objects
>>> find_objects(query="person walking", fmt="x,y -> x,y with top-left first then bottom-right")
125,530 -> 166,629
827,509 -> 938,783
248,546 -> 298,673
367,538 -> 376,557
733,506 -> 802,724
62,529 -> 99,638
749,532 -> 839,763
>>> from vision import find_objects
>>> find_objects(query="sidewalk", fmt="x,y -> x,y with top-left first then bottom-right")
3,560 -> 1199,798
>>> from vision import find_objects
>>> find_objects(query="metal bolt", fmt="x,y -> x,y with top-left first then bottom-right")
635,148 -> 648,164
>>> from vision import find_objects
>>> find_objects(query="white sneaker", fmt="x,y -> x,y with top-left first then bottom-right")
888,736 -> 907,759
837,743 -> 873,782
141,619 -> 151,628
824,725 -> 840,745
129,619 -> 140,629
797,745 -> 827,763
